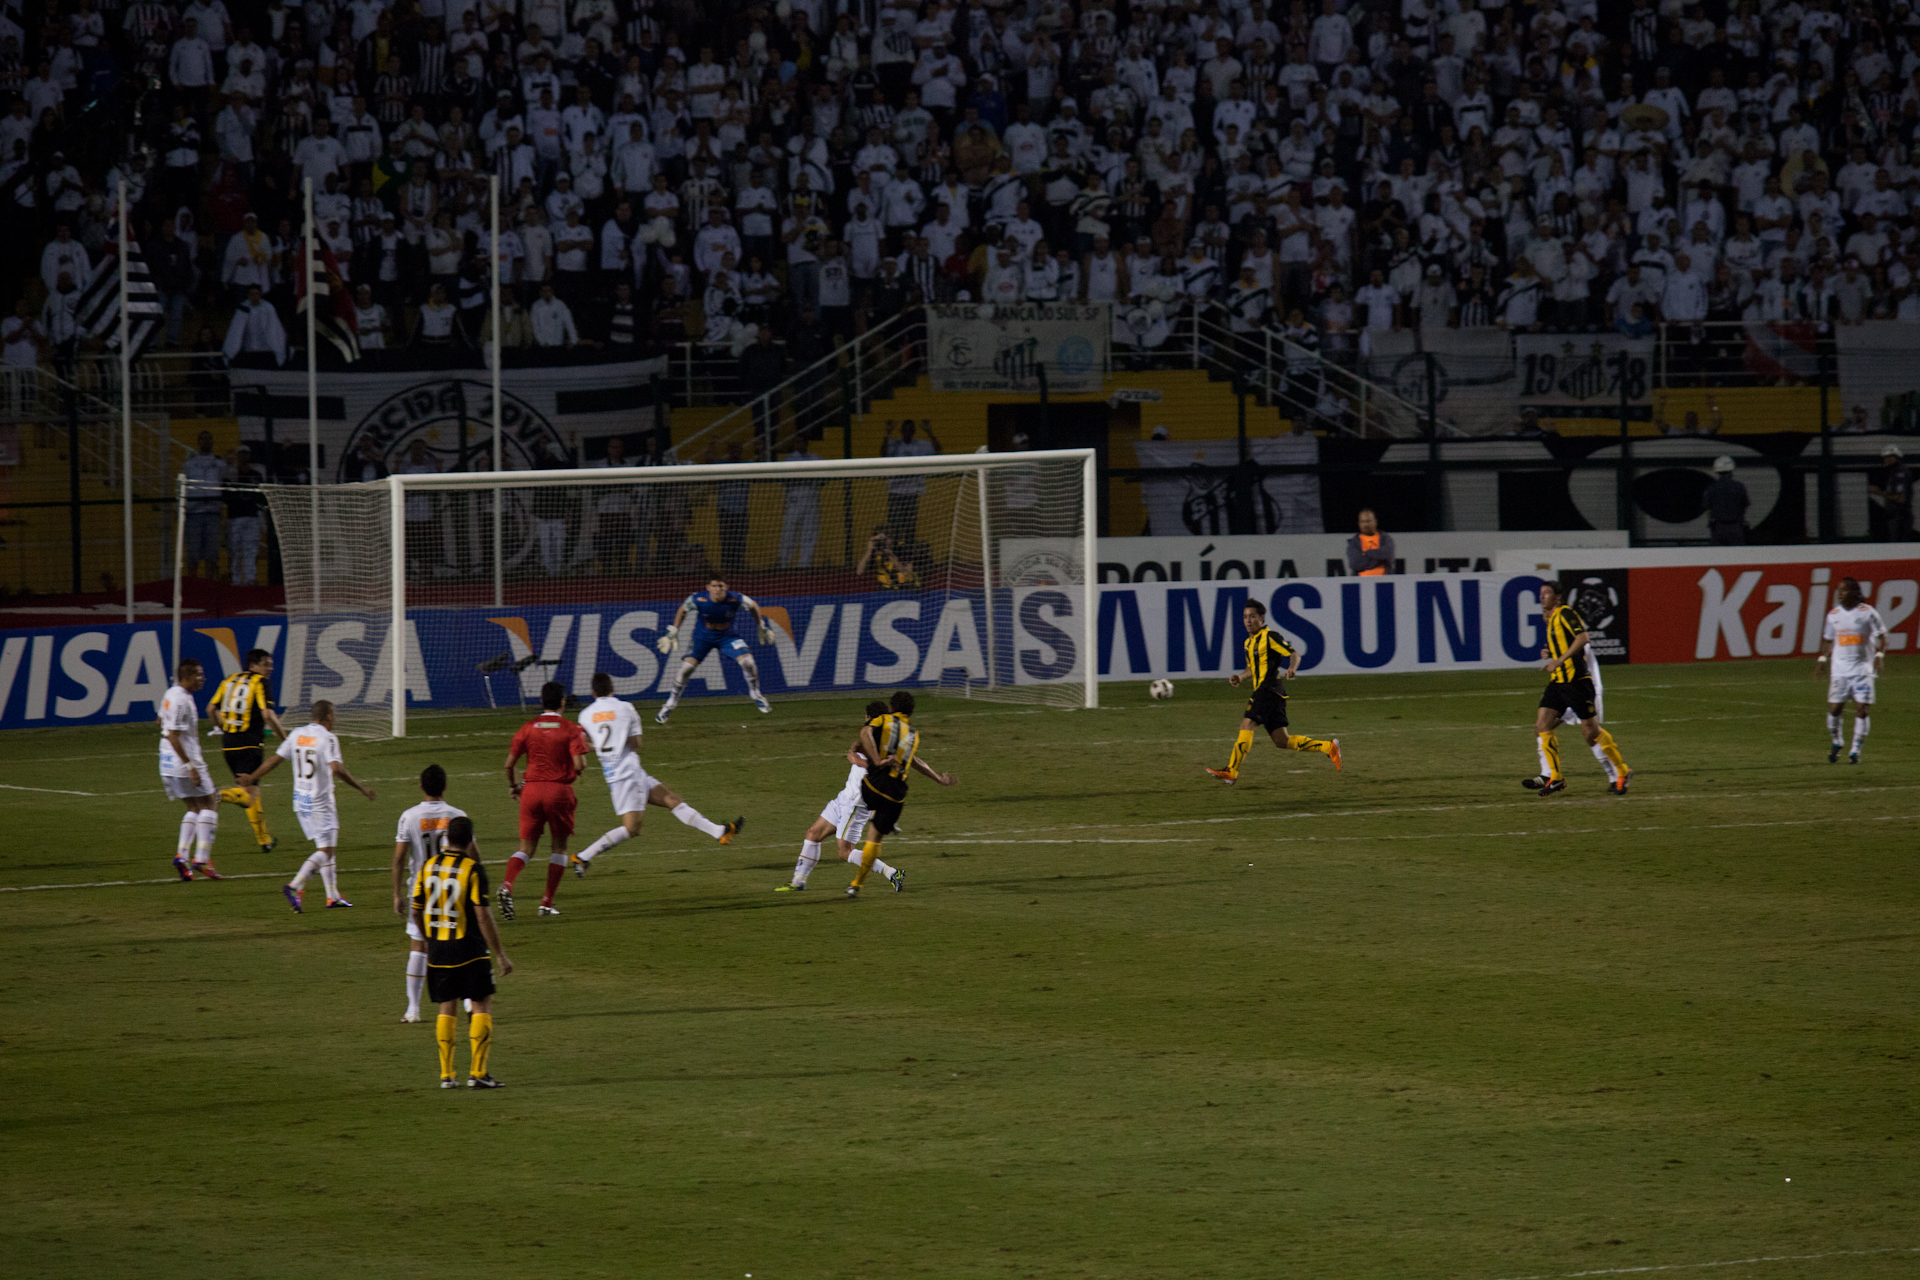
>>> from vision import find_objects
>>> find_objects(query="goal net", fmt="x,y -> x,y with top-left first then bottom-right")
257,449 -> 1095,736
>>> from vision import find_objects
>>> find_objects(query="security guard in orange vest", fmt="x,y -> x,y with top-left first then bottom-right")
1345,508 -> 1395,576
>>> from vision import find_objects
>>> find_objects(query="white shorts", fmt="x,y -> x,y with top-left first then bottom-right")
406,916 -> 425,942
294,798 -> 339,848
835,800 -> 874,847
606,766 -> 660,816
1828,669 -> 1876,706
162,772 -> 215,801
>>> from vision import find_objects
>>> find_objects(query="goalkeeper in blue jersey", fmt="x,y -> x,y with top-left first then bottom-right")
655,578 -> 775,723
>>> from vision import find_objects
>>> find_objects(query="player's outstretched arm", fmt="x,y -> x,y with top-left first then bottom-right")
477,902 -> 512,976
238,753 -> 285,788
910,755 -> 955,786
391,841 -> 411,915
332,761 -> 377,802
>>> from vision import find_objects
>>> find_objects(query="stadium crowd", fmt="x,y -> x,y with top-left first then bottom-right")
4,0 -> 1920,378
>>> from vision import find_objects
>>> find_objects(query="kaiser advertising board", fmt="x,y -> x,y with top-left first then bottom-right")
0,574 -> 1567,730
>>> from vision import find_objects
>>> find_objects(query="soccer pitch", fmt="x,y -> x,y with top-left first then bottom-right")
3,661 -> 1916,1279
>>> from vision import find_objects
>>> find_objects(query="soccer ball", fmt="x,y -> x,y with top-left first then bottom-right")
1149,679 -> 1175,700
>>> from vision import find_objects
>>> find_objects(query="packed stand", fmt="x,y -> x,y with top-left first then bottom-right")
4,0 -> 1920,393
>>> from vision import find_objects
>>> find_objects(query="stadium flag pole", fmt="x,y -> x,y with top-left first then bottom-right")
1082,448 -> 1097,709
489,173 -> 502,608
304,178 -> 319,609
118,180 -> 134,625
977,466 -> 994,692
171,471 -> 186,673
389,474 -> 406,737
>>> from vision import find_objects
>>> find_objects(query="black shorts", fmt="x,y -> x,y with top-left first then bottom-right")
864,794 -> 904,837
1540,677 -> 1598,721
1244,688 -> 1289,731
222,744 -> 264,777
427,957 -> 496,1004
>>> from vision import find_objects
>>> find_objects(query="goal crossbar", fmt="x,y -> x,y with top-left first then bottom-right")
350,448 -> 1099,737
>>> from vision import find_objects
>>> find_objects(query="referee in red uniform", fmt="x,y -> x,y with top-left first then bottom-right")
500,682 -> 592,920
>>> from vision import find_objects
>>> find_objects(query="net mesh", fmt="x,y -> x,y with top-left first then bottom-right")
261,453 -> 1088,736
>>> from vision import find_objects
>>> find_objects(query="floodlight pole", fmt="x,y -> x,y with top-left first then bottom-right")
118,180 -> 134,625
490,173 -> 503,608
304,178 -> 319,608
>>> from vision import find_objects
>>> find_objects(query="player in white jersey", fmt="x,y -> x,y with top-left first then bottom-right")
391,763 -> 467,1023
239,700 -> 378,912
158,658 -> 221,881
778,700 -> 905,892
570,672 -> 743,874
1817,576 -> 1888,764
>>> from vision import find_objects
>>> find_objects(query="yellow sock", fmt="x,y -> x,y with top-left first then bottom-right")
850,840 -> 881,888
1538,731 -> 1563,782
217,786 -> 249,806
435,1014 -> 457,1079
1286,734 -> 1331,755
245,795 -> 272,845
1597,729 -> 1627,775
1226,729 -> 1254,773
469,1012 -> 492,1078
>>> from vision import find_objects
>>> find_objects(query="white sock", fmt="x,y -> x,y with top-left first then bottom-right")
549,852 -> 569,866
581,826 -> 631,862
1827,711 -> 1843,744
742,663 -> 763,695
669,663 -> 693,699
793,839 -> 822,886
672,802 -> 725,839
1589,741 -> 1619,783
1852,714 -> 1869,752
291,850 -> 326,890
406,951 -> 427,1014
838,846 -> 896,878
177,812 -> 197,860
194,808 -> 219,863
317,851 -> 341,900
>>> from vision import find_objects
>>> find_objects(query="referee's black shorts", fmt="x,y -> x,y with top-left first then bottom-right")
1244,688 -> 1289,732
222,740 -> 265,778
1539,677 -> 1598,722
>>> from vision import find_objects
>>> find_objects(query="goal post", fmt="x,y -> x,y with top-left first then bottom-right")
260,448 -> 1097,737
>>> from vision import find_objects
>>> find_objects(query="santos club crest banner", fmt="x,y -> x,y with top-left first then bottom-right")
229,356 -> 670,477
928,303 -> 1110,394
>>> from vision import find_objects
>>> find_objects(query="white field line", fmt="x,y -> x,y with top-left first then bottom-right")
5,805 -> 1912,894
1480,1243 -> 1920,1280
0,836 -> 1208,893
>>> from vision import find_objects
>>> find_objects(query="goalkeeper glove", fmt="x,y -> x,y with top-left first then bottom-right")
758,623 -> 775,645
655,631 -> 678,655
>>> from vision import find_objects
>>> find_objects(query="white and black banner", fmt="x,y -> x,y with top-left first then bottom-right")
1132,436 -> 1324,537
230,357 -> 670,477
928,303 -> 1110,394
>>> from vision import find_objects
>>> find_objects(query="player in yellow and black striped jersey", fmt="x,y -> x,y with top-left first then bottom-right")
208,648 -> 287,852
409,816 -> 513,1089
1206,599 -> 1342,785
1524,581 -> 1631,798
844,690 -> 955,898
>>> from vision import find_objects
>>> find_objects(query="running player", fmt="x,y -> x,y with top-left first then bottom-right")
1523,580 -> 1631,797
1817,576 -> 1888,763
778,701 -> 908,892
1206,600 -> 1340,785
569,672 -> 743,873
392,764 -> 466,1024
239,699 -> 379,911
843,691 -> 956,899
499,681 -> 592,919
158,658 -> 221,881
410,815 -> 512,1089
209,648 -> 285,854
654,577 -> 775,722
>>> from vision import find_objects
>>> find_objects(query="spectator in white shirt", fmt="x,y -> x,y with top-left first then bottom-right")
530,282 -> 581,346
168,19 -> 215,93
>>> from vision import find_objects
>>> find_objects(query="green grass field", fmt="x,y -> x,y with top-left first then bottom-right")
2,660 -> 1917,1279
